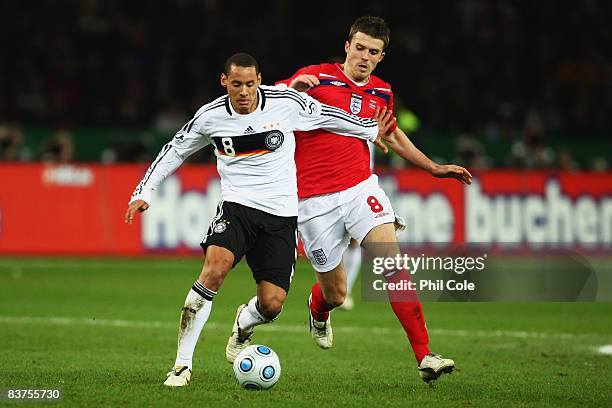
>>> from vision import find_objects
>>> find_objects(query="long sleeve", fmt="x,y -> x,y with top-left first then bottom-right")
129,121 -> 212,205
290,89 -> 379,141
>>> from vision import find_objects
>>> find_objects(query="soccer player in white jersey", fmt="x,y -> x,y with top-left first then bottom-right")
124,53 -> 394,387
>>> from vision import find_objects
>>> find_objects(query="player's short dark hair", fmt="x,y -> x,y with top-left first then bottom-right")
348,16 -> 390,50
224,53 -> 260,75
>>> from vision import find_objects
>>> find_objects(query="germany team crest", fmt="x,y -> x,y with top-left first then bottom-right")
213,220 -> 227,233
264,130 -> 284,151
349,93 -> 362,114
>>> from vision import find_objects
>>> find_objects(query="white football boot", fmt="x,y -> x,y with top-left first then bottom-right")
308,294 -> 333,349
418,353 -> 455,383
163,365 -> 192,387
225,304 -> 254,363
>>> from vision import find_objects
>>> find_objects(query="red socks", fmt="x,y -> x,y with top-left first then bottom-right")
309,282 -> 334,321
385,270 -> 431,363
310,274 -> 430,364
389,299 -> 430,363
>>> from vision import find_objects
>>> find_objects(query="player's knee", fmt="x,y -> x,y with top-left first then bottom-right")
207,252 -> 233,269
327,296 -> 345,309
203,256 -> 232,288
323,288 -> 346,308
258,297 -> 284,320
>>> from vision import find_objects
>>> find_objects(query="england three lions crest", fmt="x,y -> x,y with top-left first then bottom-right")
349,93 -> 363,114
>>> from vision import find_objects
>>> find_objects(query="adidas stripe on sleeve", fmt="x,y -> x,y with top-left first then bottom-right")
129,103 -> 215,205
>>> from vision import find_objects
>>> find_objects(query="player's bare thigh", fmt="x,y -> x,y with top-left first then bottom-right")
361,222 -> 401,259
315,221 -> 396,307
315,263 -> 347,307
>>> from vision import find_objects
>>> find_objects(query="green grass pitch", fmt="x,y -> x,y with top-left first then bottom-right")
0,257 -> 611,407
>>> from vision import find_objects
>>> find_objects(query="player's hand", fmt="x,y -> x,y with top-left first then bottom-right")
124,199 -> 150,224
373,106 -> 395,134
372,106 -> 396,154
431,164 -> 473,185
288,75 -> 320,92
373,137 -> 388,153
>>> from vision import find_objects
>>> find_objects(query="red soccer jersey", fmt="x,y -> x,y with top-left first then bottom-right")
277,63 -> 396,198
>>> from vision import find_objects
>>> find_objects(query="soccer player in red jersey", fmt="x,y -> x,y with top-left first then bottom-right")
277,16 -> 472,382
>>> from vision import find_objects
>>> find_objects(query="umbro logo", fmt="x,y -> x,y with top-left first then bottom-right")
244,126 -> 255,134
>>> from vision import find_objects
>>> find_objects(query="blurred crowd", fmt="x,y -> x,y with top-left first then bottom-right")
0,0 -> 610,169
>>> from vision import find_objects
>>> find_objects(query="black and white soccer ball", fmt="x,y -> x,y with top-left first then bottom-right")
233,344 -> 281,390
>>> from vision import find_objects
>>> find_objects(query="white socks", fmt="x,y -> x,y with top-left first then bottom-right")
173,289 -> 279,369
174,282 -> 217,370
343,244 -> 362,295
237,296 -> 272,331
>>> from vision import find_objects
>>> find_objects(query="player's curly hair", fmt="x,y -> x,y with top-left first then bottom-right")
348,16 -> 390,50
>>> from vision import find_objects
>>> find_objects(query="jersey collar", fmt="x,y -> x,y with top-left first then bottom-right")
335,63 -> 369,87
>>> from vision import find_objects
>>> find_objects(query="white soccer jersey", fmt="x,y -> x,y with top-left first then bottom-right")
130,85 -> 379,217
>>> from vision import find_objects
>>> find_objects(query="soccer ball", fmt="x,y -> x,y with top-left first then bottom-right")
233,345 -> 281,390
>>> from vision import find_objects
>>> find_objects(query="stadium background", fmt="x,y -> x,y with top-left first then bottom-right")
1,0 -> 611,254
0,1 -> 611,406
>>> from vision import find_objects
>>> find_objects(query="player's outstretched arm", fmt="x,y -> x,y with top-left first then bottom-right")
430,163 -> 473,184
288,74 -> 320,92
125,142 -> 186,225
125,114 -> 213,225
382,127 -> 472,185
124,199 -> 149,224
293,90 -> 381,142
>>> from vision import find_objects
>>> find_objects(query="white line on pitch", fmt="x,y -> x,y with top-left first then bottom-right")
0,316 -> 607,340
0,262 -> 190,270
596,345 -> 612,355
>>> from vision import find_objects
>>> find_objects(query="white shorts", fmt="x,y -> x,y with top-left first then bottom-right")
298,174 -> 395,272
